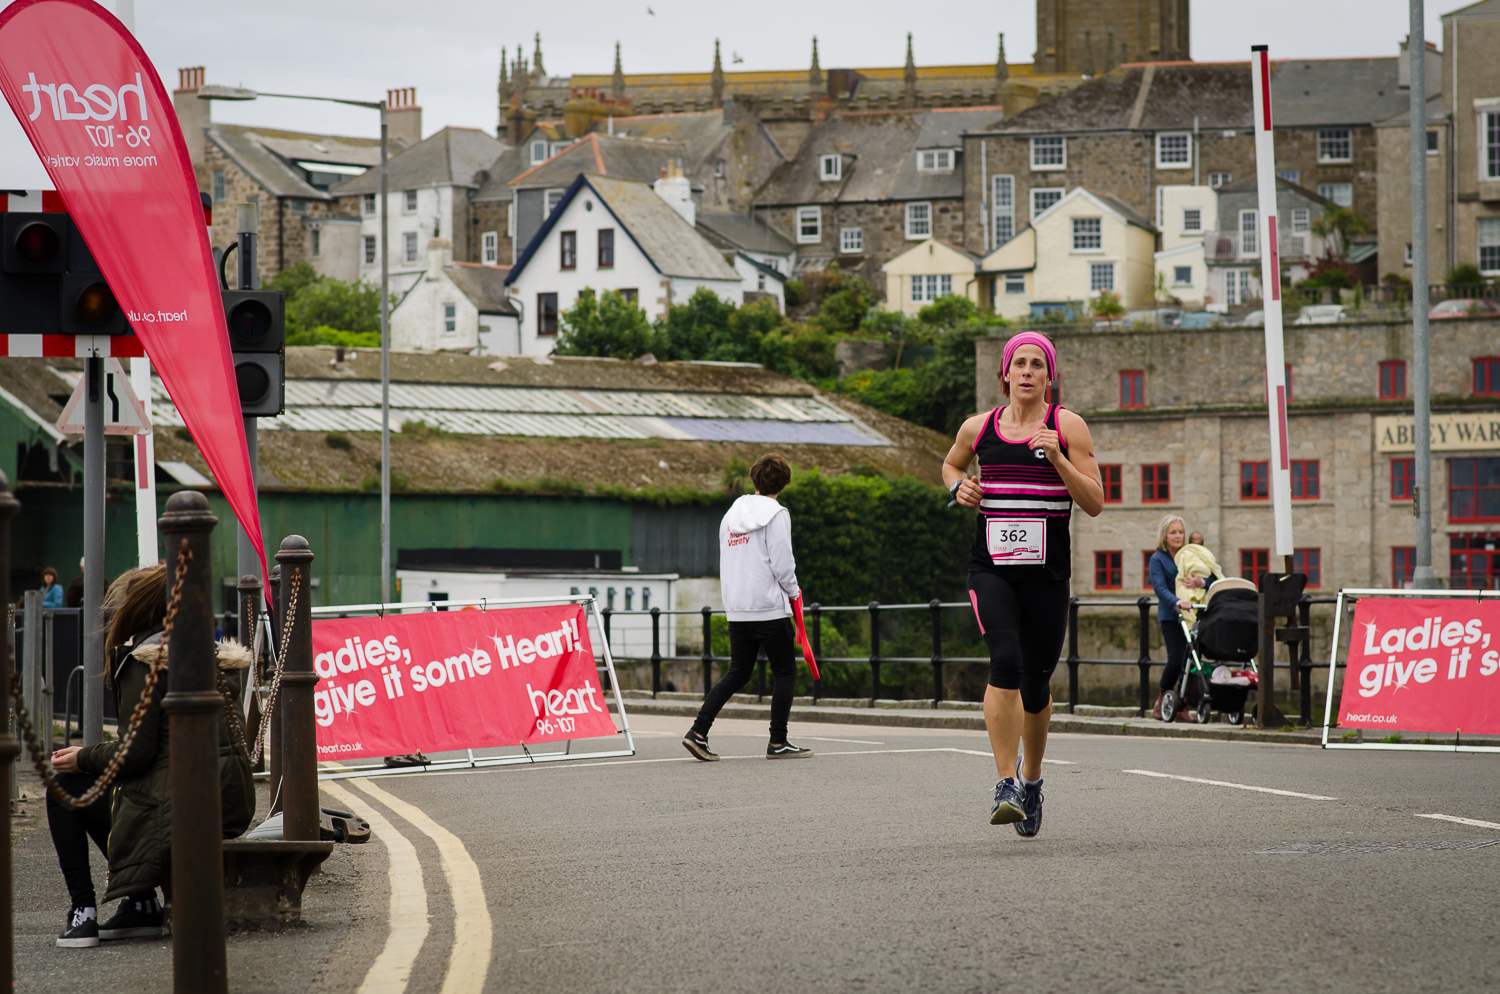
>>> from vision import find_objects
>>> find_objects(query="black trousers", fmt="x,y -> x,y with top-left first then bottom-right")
46,772 -> 111,910
1160,619 -> 1190,692
692,618 -> 796,743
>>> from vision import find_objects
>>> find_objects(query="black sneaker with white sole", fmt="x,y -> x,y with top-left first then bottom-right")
682,730 -> 719,761
1014,759 -> 1045,837
766,741 -> 812,759
989,778 -> 1026,825
99,895 -> 164,940
57,906 -> 98,948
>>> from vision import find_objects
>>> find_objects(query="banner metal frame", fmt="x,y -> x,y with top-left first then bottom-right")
1321,587 -> 1500,753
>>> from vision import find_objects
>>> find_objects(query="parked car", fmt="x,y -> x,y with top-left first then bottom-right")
1236,310 -> 1265,327
1178,312 -> 1222,329
1120,308 -> 1184,329
1294,304 -> 1348,325
1429,298 -> 1500,319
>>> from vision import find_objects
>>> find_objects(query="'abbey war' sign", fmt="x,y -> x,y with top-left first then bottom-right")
1376,413 -> 1500,452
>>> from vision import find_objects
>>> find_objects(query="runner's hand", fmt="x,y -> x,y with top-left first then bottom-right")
954,477 -> 983,507
52,747 -> 80,773
1030,426 -> 1062,463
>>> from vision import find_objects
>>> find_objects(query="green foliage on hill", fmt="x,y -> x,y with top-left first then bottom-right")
266,263 -> 389,347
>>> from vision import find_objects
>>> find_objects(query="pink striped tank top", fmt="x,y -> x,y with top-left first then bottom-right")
968,404 -> 1073,579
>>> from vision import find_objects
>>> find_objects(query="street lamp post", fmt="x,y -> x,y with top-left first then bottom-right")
198,86 -> 392,601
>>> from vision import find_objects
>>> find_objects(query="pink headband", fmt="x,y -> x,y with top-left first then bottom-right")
1003,332 -> 1056,381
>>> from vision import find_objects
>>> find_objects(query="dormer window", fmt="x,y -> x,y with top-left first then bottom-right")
820,154 -> 842,182
917,149 -> 954,172
530,140 -> 548,165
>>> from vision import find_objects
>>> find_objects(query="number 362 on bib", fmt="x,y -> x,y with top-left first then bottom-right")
986,519 -> 1046,565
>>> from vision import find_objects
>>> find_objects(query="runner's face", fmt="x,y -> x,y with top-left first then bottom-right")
1004,345 -> 1050,401
1166,522 -> 1185,552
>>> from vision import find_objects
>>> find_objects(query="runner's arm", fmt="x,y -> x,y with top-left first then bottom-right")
941,414 -> 985,508
1053,410 -> 1105,517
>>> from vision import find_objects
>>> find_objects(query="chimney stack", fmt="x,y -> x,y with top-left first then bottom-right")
653,160 -> 694,227
386,87 -> 423,149
173,66 -> 208,169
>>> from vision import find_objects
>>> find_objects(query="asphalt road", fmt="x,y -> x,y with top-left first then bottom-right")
13,714 -> 1500,993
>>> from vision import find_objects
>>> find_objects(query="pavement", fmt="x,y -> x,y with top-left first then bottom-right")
12,710 -> 1500,994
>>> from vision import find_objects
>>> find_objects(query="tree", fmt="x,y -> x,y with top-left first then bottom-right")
265,263 -> 387,346
1310,205 -> 1370,264
1091,290 -> 1124,318
659,287 -> 736,360
553,289 -> 659,359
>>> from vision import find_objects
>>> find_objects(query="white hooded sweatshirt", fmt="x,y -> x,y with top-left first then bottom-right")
719,494 -> 800,621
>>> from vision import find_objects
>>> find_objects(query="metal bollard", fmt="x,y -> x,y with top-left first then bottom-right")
1066,597 -> 1081,711
275,536 -> 319,842
810,604 -> 822,704
700,606 -> 713,700
1298,598 -> 1313,726
649,607 -> 661,699
1136,596 -> 1153,715
157,491 -> 228,994
868,601 -> 881,705
929,599 -> 944,706
600,607 -> 613,691
0,470 -> 21,987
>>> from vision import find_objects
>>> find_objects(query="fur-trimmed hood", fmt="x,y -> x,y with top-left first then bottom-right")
127,635 -> 254,672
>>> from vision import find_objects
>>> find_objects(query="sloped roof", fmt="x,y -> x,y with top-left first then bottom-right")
1374,93 -> 1446,128
1272,58 -> 1407,127
913,107 -> 1005,147
206,125 -> 388,200
471,145 -> 530,201
696,212 -> 795,255
509,134 -> 690,189
1035,187 -> 1156,232
596,110 -> 731,173
755,111 -> 948,206
444,263 -> 517,314
332,127 -> 506,195
882,237 -> 982,274
1444,0 -> 1500,16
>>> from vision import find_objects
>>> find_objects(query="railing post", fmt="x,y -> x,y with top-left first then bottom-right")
868,601 -> 881,705
266,565 -> 282,815
274,536 -> 319,842
810,603 -> 822,704
600,607 -> 613,691
1299,597 -> 1313,726
157,490 -> 228,994
649,607 -> 661,699
237,573 -> 264,773
929,599 -> 943,706
1067,596 -> 1080,711
0,470 -> 21,988
1136,595 -> 1153,715
700,606 -> 713,700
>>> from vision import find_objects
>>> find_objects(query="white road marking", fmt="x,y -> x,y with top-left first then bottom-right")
322,782 -> 429,994
800,736 -> 885,744
1415,812 -> 1500,830
1123,769 -> 1337,800
354,779 -> 494,994
946,748 -> 1076,764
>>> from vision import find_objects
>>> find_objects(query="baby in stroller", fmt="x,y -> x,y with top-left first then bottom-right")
1160,577 -> 1260,725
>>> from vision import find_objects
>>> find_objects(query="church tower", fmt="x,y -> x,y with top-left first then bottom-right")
1034,0 -> 1190,74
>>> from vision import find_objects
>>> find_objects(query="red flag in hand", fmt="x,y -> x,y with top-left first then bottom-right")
790,593 -> 820,680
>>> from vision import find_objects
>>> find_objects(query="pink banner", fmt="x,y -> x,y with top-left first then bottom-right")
312,604 -> 618,761
1339,598 -> 1500,735
0,0 -> 265,577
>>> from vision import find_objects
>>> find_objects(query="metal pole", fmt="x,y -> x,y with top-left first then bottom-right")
157,491 -> 227,994
649,607 -> 661,698
929,599 -> 943,706
82,357 -> 105,746
380,105 -> 392,604
868,601 -> 881,705
1137,596 -> 1153,715
0,471 -> 20,989
236,206 -> 261,591
700,606 -> 712,699
275,536 -> 319,841
1410,0 -> 1435,589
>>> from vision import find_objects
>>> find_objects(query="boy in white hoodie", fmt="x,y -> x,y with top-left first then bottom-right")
683,454 -> 813,761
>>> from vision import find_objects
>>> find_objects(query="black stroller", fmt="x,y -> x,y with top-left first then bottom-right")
1161,578 -> 1260,725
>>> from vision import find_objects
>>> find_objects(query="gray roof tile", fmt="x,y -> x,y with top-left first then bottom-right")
207,124 -> 388,200
333,127 -> 505,195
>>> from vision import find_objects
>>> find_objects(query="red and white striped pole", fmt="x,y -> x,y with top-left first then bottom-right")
1250,45 -> 1294,565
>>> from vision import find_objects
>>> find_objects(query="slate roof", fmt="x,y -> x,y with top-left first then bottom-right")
1272,58 -> 1408,128
444,263 -> 517,314
596,110 -> 732,174
696,212 -> 796,255
471,145 -> 530,202
206,125 -> 388,200
1373,93 -> 1446,128
332,127 -> 506,195
508,134 -> 691,190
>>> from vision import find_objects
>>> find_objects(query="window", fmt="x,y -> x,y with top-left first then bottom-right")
1392,547 -> 1417,587
403,189 -> 418,213
537,293 -> 558,335
1479,219 -> 1500,273
1156,132 -> 1191,169
212,170 -> 226,204
443,303 -> 456,334
310,228 -> 320,257
1182,208 -> 1201,232
820,154 -> 842,181
1226,269 -> 1253,306
840,227 -> 863,254
559,231 -> 576,270
715,158 -> 724,177
1391,457 -> 1415,500
545,188 -> 565,215
403,231 -> 418,263
597,228 -> 614,268
757,271 -> 766,291
905,202 -> 932,239
530,139 -> 548,165
1209,171 -> 1230,188
1291,208 -> 1310,232
1293,548 -> 1321,587
918,149 -> 954,171
1072,217 -> 1101,251
1291,460 -> 1320,499
1031,188 -> 1064,220
1317,182 -> 1353,207
619,288 -> 638,303
1119,371 -> 1144,408
1004,272 -> 1026,295
993,175 -> 1015,247
1239,210 -> 1258,256
359,193 -> 374,215
910,274 -> 953,303
1142,550 -> 1156,589
1094,551 -> 1123,590
1240,461 -> 1269,500
1240,549 -> 1270,584
1475,357 -> 1500,395
1449,457 -> 1500,522
1089,262 -> 1114,292
1405,242 -> 1414,265
1483,110 -> 1500,180
551,141 -> 570,157
1450,533 -> 1500,589
1379,360 -> 1406,399
1277,169 -> 1300,184
1141,463 -> 1170,503
1172,265 -> 1193,286
1031,136 -> 1065,170
796,206 -> 821,244
1317,128 -> 1352,163
364,236 -> 376,265
1427,129 -> 1440,155
1100,465 -> 1122,503
288,199 -> 306,216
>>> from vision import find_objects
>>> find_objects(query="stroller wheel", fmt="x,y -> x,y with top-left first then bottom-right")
1226,710 -> 1244,726
1196,699 -> 1212,725
1159,689 -> 1178,723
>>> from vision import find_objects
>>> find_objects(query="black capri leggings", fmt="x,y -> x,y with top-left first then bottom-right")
967,570 -> 1071,713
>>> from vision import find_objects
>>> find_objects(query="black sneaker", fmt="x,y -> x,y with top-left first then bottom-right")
1015,769 -> 1045,838
57,906 -> 98,948
989,778 -> 1026,825
382,753 -> 429,769
682,730 -> 719,762
99,896 -> 164,940
766,741 -> 812,759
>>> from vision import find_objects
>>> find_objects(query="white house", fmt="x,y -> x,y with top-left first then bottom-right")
503,170 -> 743,355
697,212 -> 797,311
880,238 -> 981,316
390,238 -> 519,353
1150,185 -> 1216,308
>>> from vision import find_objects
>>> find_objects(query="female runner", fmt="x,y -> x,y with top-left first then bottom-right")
942,332 -> 1103,837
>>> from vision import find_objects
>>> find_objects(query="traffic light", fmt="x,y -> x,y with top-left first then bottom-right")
222,289 -> 285,417
0,207 -> 132,336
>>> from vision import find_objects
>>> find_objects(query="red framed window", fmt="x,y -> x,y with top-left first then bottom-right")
1100,464 -> 1122,503
1240,461 -> 1269,500
559,230 -> 577,270
1293,548 -> 1321,587
1391,458 -> 1415,500
1141,464 -> 1170,503
1379,360 -> 1407,399
1142,550 -> 1156,589
1392,546 -> 1416,588
1474,358 -> 1500,396
1449,457 -> 1500,522
1094,551 -> 1123,590
1450,534 -> 1499,589
1291,460 -> 1320,499
1119,371 -> 1145,408
1240,548 -> 1270,584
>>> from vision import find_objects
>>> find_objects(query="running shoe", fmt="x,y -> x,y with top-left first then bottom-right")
682,730 -> 719,761
99,896 -> 164,940
766,741 -> 813,759
56,906 -> 98,948
1014,760 -> 1045,838
989,778 -> 1026,825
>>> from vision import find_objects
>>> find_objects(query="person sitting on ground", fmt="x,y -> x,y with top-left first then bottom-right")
39,567 -> 64,609
48,565 -> 256,947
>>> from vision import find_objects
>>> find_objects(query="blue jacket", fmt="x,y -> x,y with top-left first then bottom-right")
1149,550 -> 1180,622
41,583 -> 63,609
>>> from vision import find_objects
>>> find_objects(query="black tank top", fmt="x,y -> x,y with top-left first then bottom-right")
968,404 -> 1073,580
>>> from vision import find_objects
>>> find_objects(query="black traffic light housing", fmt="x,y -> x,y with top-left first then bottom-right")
1,211 -> 132,336
222,289 -> 286,417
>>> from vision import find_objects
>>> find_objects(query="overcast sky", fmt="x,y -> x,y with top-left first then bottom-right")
0,0 -> 1452,187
